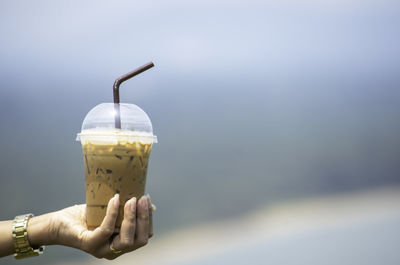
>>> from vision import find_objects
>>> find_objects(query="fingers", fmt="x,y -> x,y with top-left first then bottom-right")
99,195 -> 150,259
92,194 -> 119,241
112,197 -> 137,252
121,197 -> 137,244
147,195 -> 153,238
85,194 -> 152,260
134,196 -> 150,248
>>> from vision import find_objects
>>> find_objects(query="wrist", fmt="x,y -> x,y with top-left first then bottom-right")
27,213 -> 57,247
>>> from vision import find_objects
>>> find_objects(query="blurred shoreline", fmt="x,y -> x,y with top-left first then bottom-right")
57,185 -> 400,265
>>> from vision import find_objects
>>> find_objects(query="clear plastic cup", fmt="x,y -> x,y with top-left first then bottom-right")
77,103 -> 157,230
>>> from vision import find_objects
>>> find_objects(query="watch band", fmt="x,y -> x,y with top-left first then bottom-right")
12,213 -> 45,259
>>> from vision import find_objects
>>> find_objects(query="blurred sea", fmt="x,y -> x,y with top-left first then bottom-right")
80,187 -> 400,265
0,0 -> 399,264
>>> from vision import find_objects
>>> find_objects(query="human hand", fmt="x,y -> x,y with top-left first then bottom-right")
50,194 -> 153,259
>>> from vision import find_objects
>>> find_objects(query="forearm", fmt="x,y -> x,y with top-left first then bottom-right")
0,213 -> 55,258
0,220 -> 13,257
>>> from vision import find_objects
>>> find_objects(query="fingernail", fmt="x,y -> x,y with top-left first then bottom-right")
146,194 -> 152,208
131,197 -> 137,212
142,196 -> 148,209
114,193 -> 119,207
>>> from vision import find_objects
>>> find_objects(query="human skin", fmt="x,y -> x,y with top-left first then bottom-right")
0,194 -> 153,260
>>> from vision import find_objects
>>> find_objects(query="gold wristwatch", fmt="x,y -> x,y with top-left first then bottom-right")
12,213 -> 45,259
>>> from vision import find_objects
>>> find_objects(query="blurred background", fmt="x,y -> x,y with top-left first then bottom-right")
0,0 -> 399,264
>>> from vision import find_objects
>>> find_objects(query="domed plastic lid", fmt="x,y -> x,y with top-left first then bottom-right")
76,103 -> 157,144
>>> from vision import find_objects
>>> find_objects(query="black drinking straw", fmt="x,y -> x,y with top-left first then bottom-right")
113,62 -> 154,129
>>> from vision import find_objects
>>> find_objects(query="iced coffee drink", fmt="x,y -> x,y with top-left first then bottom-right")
77,103 -> 157,230
82,141 -> 152,229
